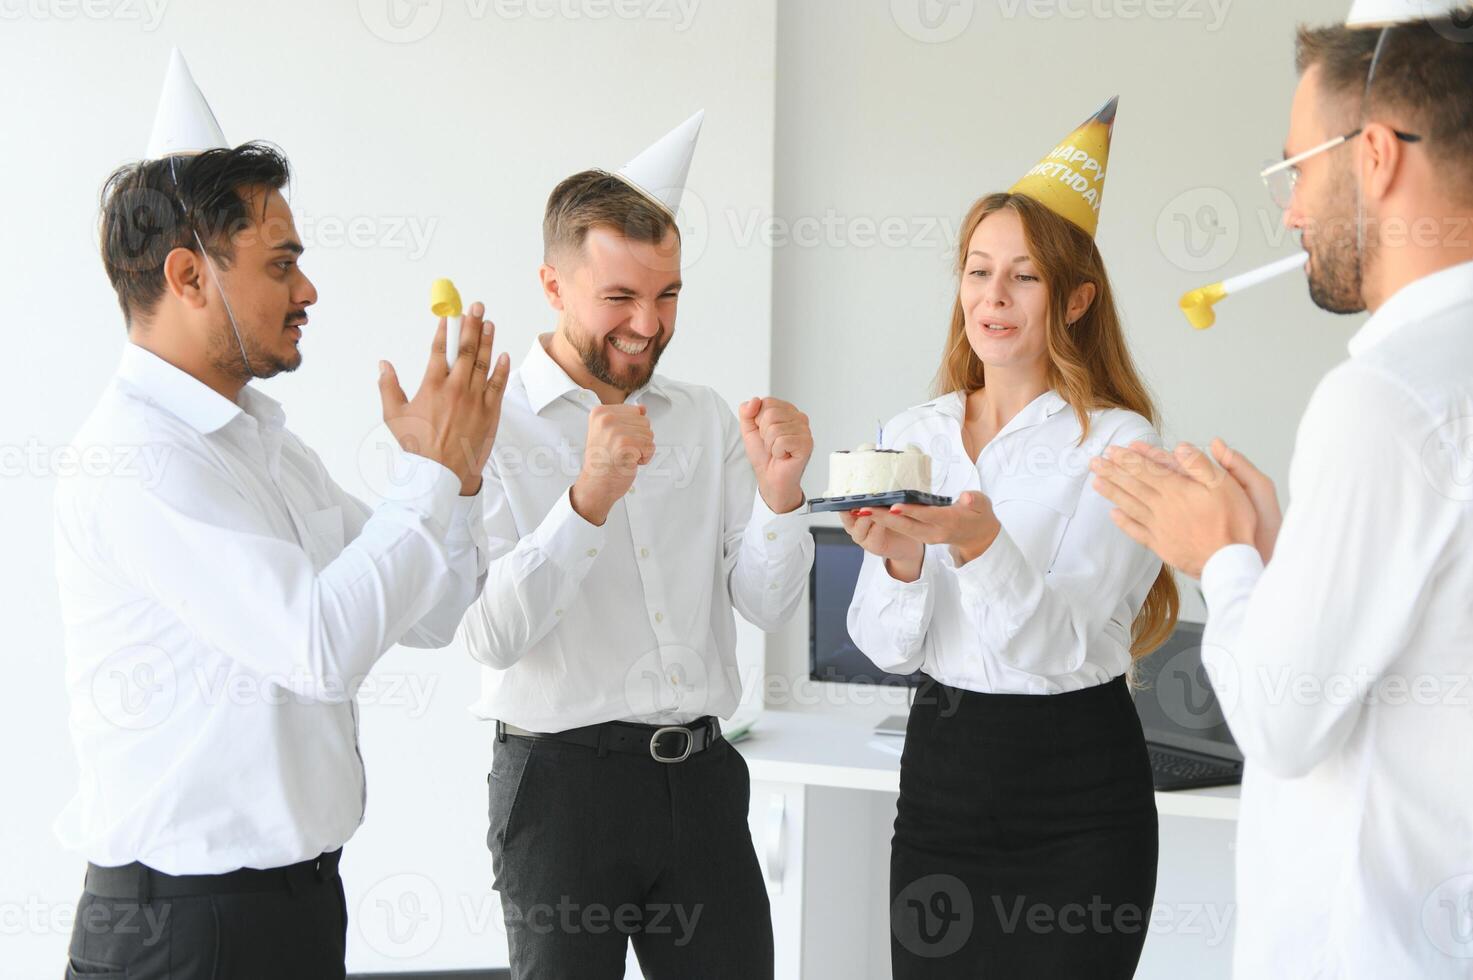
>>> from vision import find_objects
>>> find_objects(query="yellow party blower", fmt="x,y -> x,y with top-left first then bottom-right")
430,278 -> 464,369
1180,251 -> 1308,329
429,278 -> 463,319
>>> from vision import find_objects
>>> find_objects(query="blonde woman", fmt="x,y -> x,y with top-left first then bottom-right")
845,186 -> 1178,978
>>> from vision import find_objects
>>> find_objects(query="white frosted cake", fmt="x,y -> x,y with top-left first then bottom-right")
823,443 -> 933,498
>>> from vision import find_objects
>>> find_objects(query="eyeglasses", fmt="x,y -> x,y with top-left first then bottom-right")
1260,127 -> 1422,209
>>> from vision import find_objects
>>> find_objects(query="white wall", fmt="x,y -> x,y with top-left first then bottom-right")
765,0 -> 1365,721
0,2 -> 775,975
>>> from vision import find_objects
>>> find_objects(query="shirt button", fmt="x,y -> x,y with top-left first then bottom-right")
654,612 -> 664,624
587,548 -> 598,558
766,532 -> 777,542
640,548 -> 650,559
555,609 -> 564,617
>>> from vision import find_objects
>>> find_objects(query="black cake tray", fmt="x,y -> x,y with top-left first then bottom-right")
807,490 -> 954,514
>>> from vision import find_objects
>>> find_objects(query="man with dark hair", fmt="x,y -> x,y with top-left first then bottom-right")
1091,5 -> 1473,976
459,116 -> 814,978
55,53 -> 508,979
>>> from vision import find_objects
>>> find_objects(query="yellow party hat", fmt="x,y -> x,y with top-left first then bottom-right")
1008,97 -> 1118,238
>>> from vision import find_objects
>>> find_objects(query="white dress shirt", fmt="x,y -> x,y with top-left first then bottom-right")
1200,261 -> 1473,978
847,390 -> 1164,694
53,343 -> 488,875
461,337 -> 814,731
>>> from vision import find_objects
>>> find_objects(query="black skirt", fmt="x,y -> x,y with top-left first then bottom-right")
890,674 -> 1159,979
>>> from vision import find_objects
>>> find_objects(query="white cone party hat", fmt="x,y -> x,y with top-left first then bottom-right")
611,110 -> 704,218
1346,0 -> 1466,26
145,48 -> 227,158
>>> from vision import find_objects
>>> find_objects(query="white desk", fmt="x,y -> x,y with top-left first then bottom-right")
734,709 -> 1241,980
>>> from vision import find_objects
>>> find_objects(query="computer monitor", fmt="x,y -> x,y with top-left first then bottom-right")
808,527 -> 923,686
1131,620 -> 1242,763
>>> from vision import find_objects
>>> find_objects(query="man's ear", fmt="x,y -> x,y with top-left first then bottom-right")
1359,123 -> 1405,205
1066,280 -> 1097,325
538,262 -> 565,312
162,246 -> 209,311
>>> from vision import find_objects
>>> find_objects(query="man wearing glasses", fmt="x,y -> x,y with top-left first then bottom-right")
1091,5 -> 1473,978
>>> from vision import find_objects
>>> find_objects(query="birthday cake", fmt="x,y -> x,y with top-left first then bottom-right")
823,443 -> 933,498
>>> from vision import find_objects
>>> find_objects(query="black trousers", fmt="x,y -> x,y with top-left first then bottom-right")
63,851 -> 347,979
891,676 -> 1159,979
487,731 -> 772,979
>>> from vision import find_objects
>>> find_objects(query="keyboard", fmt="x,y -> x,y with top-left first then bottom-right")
1148,747 -> 1242,790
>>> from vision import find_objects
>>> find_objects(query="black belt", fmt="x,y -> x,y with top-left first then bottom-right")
496,716 -> 723,763
84,849 -> 342,901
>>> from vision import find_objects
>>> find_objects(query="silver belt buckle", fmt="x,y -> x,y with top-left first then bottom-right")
650,726 -> 694,763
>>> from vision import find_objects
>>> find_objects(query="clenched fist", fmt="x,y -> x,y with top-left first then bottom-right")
570,403 -> 656,526
739,397 -> 813,515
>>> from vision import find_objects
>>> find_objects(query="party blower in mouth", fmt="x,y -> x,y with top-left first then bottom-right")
1179,251 -> 1308,329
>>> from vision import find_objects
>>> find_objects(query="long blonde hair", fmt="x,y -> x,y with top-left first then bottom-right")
934,192 -> 1179,658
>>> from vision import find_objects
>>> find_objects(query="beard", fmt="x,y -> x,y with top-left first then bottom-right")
565,313 -> 668,393
209,313 -> 304,383
1304,162 -> 1368,315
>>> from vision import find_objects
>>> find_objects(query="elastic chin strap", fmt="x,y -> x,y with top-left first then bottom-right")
1355,27 -> 1392,261
191,228 -> 254,380
168,154 -> 254,381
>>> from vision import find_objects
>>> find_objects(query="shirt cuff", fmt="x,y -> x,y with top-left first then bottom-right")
446,485 -> 485,543
380,451 -> 463,537
951,525 -> 1028,599
1200,543 -> 1265,615
531,488 -> 609,574
742,488 -> 808,559
857,549 -> 932,616
876,551 -> 932,597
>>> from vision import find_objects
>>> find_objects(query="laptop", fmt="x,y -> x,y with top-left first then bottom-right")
1131,620 -> 1244,791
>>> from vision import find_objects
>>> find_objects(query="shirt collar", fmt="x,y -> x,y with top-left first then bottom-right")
929,388 -> 1070,432
1349,260 -> 1473,359
520,334 -> 669,415
116,343 -> 245,435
